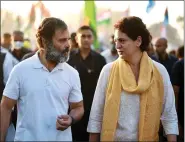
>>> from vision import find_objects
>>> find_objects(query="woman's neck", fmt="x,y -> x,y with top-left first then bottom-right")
126,51 -> 143,67
126,51 -> 143,83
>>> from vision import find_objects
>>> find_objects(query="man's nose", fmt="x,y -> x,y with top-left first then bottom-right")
84,37 -> 89,41
66,40 -> 70,47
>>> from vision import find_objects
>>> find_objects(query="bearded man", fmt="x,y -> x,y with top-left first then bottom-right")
0,17 -> 84,141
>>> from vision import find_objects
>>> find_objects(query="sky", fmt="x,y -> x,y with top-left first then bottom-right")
1,1 -> 184,27
1,1 -> 184,50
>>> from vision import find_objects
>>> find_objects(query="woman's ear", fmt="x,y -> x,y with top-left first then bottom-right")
136,36 -> 142,47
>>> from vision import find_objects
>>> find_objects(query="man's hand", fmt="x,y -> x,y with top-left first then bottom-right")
1,96 -> 17,141
56,115 -> 72,131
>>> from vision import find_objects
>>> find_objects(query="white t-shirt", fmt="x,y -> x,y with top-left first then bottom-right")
101,49 -> 118,63
1,47 -> 19,84
87,60 -> 179,141
3,53 -> 83,141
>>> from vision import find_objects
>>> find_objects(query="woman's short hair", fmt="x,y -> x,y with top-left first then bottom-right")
114,16 -> 151,52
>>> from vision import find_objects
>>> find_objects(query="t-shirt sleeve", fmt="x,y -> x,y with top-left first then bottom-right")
3,65 -> 20,100
69,71 -> 83,103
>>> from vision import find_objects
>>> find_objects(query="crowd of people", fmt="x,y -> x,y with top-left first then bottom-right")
0,16 -> 184,141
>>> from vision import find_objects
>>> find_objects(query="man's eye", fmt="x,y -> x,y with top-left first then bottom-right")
60,38 -> 70,42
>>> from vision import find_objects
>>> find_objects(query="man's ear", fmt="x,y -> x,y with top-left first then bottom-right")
41,37 -> 49,49
41,37 -> 45,47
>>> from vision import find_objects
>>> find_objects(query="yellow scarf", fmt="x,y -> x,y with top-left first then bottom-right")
101,52 -> 164,141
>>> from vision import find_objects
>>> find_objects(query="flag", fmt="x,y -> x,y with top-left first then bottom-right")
29,4 -> 36,25
15,15 -> 21,30
81,16 -> 90,26
163,7 -> 169,25
161,7 -> 169,38
123,6 -> 130,17
36,1 -> 50,20
84,0 -> 99,49
24,4 -> 35,34
1,11 -> 8,28
146,0 -> 155,13
160,25 -> 167,38
97,9 -> 111,25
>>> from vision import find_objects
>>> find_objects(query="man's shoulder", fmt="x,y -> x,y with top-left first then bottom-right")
168,54 -> 178,61
91,50 -> 106,61
150,54 -> 159,62
22,52 -> 35,59
63,62 -> 79,75
101,49 -> 110,56
152,59 -> 170,78
173,58 -> 184,69
1,47 -> 19,64
15,55 -> 36,70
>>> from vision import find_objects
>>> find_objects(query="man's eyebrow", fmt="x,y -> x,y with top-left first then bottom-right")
58,37 -> 71,40
81,34 -> 92,36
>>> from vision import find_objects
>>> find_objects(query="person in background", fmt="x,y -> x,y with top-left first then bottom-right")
169,50 -> 176,57
153,38 -> 178,81
23,38 -> 32,49
87,16 -> 178,142
146,42 -> 159,62
21,47 -> 38,61
1,33 -> 12,50
172,57 -> 184,141
0,46 -> 17,141
69,32 -> 78,56
69,32 -> 78,51
101,34 -> 118,63
68,25 -> 106,141
0,17 -> 84,141
10,31 -> 31,61
176,45 -> 184,60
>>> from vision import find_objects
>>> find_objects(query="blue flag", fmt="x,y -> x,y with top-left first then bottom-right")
146,0 -> 155,13
163,7 -> 169,25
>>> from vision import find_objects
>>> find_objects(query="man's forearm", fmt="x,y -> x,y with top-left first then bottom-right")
89,133 -> 100,142
0,106 -> 12,141
69,106 -> 84,123
167,134 -> 177,142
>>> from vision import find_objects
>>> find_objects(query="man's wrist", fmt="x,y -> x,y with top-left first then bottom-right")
69,115 -> 76,125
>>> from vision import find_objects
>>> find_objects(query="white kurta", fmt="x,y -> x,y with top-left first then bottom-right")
87,60 -> 179,141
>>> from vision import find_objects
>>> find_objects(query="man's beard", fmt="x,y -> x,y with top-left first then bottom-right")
45,42 -> 69,63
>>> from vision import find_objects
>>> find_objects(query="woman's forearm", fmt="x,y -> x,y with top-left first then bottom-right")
89,133 -> 100,142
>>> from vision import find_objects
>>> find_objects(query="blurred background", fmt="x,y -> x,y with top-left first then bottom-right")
1,0 -> 184,52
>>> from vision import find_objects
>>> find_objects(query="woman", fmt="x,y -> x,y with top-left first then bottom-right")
87,16 -> 178,141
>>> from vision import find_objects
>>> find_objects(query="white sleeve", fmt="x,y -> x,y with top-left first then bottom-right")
3,65 -> 20,100
160,67 -> 179,135
87,65 -> 110,133
3,53 -> 14,85
69,71 -> 83,103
